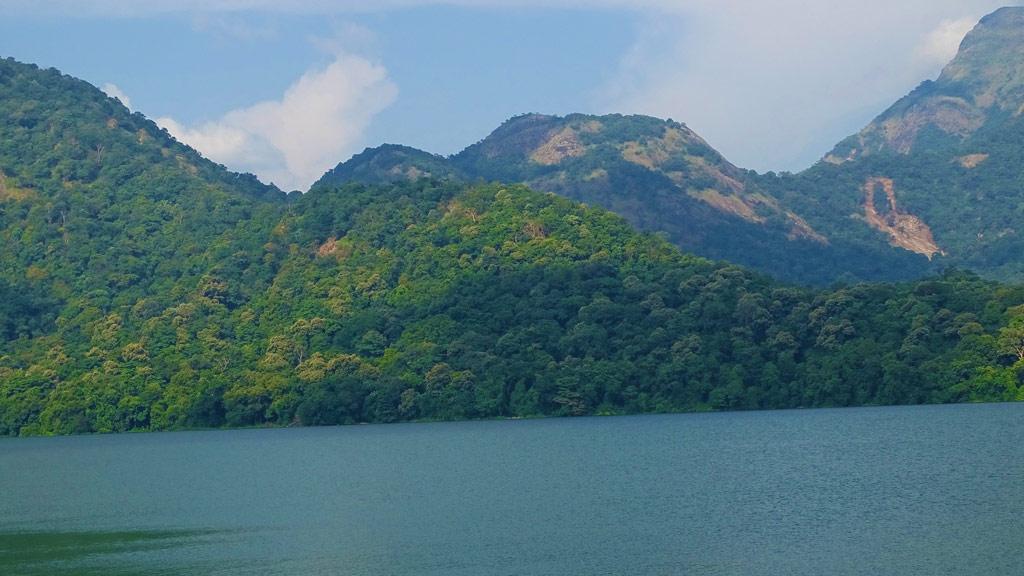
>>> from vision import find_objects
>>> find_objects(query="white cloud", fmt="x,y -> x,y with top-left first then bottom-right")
915,18 -> 977,66
8,0 -> 1015,173
157,54 -> 397,191
101,83 -> 132,110
593,0 -> 1007,171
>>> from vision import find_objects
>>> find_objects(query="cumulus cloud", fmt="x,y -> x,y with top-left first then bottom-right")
101,83 -> 132,110
156,54 -> 397,191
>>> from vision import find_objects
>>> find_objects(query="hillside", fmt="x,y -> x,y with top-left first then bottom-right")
320,8 -> 1024,286
6,175 -> 1024,435
325,114 -> 932,285
315,144 -> 462,187
766,6 -> 1024,280
0,57 -> 287,311
2,57 -> 1024,435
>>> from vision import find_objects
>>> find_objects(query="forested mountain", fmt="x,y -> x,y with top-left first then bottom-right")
325,7 -> 1024,286
0,57 -> 286,324
326,114 -> 932,285
2,56 -> 1024,436
762,7 -> 1024,281
315,144 -> 460,187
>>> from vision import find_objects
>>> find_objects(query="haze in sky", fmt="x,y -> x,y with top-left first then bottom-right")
0,0 -> 1012,190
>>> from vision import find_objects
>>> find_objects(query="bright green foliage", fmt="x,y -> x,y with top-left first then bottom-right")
323,113 -> 933,286
317,8 -> 1024,286
2,57 -> 1024,436
4,174 -> 1024,435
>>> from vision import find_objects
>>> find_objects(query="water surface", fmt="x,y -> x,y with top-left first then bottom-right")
2,404 -> 1022,575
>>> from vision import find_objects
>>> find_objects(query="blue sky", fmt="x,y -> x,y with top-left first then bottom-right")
0,1 -> 1013,190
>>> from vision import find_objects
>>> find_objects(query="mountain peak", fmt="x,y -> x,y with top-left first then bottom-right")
315,144 -> 460,188
827,7 -> 1024,161
974,5 -> 1024,29
938,6 -> 1024,108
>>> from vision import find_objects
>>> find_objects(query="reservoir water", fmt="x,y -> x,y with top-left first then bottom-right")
1,403 -> 1022,575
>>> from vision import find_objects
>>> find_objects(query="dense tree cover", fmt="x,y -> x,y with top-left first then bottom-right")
3,174 -> 1024,435
323,114 -> 935,286
315,144 -> 461,187
767,8 -> 1024,281
763,110 -> 1024,282
317,10 -> 1024,286
3,56 -> 1024,436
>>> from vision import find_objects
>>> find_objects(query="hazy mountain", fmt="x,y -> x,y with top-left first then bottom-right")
326,8 -> 1024,285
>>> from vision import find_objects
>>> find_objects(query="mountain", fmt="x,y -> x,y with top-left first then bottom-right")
323,8 -> 1024,285
2,56 -> 1023,436
315,144 -> 462,187
828,7 -> 1024,161
765,7 -> 1024,280
0,57 -> 286,305
327,114 -> 932,285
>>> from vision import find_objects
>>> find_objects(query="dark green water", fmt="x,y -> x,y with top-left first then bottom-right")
1,404 -> 1022,575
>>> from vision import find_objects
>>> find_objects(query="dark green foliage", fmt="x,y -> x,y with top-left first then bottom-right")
317,9 -> 1024,286
2,57 -> 1024,437
4,174 -> 1024,435
315,144 -> 462,188
324,113 -> 936,285
774,7 -> 1024,282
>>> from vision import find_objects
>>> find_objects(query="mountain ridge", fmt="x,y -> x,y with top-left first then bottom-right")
324,112 -> 933,285
324,6 -> 1024,284
2,54 -> 1024,435
772,5 -> 1024,281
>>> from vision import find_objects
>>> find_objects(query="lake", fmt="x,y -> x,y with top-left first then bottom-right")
1,403 -> 1022,575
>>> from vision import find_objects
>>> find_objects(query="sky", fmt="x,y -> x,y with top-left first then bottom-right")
0,0 -> 1015,191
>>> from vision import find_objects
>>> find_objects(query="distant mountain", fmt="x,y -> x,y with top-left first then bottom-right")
828,7 -> 1024,162
766,6 -> 1024,280
315,144 -> 462,187
327,114 -> 931,285
3,56 -> 1022,436
325,7 -> 1024,285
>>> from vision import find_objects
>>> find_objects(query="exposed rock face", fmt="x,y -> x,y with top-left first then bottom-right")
862,177 -> 943,259
323,112 -> 847,283
778,7 -> 1024,279
530,126 -> 586,165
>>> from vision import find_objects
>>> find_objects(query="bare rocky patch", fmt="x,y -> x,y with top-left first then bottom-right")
531,126 -> 585,165
862,177 -> 944,258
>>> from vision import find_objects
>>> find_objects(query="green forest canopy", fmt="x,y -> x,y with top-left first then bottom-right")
2,57 -> 1024,436
3,178 -> 1024,435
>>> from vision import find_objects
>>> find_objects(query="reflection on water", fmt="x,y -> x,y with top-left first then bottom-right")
0,529 -> 226,576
